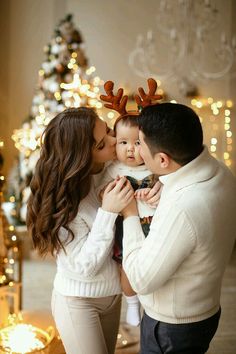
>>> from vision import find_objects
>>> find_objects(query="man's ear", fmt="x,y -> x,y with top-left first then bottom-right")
156,152 -> 170,168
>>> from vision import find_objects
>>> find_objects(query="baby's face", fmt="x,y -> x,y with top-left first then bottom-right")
115,122 -> 144,167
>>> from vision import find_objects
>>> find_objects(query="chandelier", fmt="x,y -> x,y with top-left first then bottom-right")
128,0 -> 236,96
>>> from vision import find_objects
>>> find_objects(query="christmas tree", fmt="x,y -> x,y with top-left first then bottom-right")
11,14 -> 104,223
0,139 -> 22,326
0,141 -> 7,262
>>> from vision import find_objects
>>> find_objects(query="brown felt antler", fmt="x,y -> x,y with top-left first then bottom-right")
100,81 -> 128,116
135,78 -> 163,109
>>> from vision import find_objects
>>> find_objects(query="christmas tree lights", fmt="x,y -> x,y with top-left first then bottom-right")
11,14 -> 105,223
0,141 -> 22,328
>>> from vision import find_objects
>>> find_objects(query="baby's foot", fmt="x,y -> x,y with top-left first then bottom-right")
125,295 -> 141,326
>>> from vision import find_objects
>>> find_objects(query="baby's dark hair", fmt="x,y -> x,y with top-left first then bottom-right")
114,113 -> 139,132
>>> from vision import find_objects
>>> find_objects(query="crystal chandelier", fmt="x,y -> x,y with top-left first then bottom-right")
128,0 -> 236,96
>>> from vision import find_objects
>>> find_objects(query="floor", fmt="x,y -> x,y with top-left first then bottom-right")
21,246 -> 236,354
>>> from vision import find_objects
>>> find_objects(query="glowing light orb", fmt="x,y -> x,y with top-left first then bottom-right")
0,323 -> 54,353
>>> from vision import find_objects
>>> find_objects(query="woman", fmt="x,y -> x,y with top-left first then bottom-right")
26,107 -> 134,354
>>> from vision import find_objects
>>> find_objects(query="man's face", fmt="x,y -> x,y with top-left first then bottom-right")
139,130 -> 160,174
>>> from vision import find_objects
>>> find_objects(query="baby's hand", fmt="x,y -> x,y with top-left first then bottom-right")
134,188 -> 151,201
135,181 -> 163,208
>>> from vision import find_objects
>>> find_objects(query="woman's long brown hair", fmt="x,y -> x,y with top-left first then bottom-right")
26,107 -> 97,256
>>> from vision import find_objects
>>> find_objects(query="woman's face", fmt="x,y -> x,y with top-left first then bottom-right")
92,117 -> 116,172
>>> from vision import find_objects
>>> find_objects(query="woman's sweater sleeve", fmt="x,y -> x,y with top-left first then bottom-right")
58,208 -> 118,278
95,167 -> 114,198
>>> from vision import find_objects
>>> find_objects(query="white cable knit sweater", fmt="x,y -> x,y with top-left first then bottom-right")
122,147 -> 236,323
53,172 -> 122,297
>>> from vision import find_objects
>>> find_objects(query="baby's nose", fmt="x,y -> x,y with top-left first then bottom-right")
128,145 -> 135,151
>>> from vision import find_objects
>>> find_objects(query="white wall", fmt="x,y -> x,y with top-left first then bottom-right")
68,0 -> 233,99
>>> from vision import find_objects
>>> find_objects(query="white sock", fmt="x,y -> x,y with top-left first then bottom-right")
125,294 -> 141,326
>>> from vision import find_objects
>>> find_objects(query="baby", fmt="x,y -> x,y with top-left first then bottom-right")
98,114 -> 160,326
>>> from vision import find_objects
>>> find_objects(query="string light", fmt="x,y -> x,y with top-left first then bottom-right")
12,59 -> 104,157
191,97 -> 234,168
0,139 -> 22,290
116,326 -> 139,350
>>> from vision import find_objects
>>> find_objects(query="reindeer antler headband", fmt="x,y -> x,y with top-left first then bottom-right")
100,78 -> 163,119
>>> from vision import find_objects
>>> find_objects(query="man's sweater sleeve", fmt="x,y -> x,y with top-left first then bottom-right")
122,207 -> 196,295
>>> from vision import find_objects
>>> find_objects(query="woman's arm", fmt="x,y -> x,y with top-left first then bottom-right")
58,177 -> 134,278
59,208 -> 118,278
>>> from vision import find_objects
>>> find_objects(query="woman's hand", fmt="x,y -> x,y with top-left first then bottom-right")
121,197 -> 138,219
102,177 -> 134,213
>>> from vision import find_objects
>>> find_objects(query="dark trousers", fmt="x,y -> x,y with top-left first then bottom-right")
140,308 -> 221,354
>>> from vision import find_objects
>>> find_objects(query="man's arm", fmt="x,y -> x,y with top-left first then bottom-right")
122,205 -> 196,295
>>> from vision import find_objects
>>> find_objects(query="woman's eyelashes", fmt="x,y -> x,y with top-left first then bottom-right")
98,142 -> 105,150
98,129 -> 114,150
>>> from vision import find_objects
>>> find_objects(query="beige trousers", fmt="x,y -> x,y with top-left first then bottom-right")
51,290 -> 121,354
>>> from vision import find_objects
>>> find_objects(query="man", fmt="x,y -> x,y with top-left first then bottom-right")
121,103 -> 236,354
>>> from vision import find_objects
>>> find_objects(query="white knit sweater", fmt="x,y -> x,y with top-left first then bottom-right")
53,172 -> 122,297
122,147 -> 236,323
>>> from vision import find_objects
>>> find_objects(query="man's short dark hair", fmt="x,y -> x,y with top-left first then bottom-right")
138,103 -> 203,165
